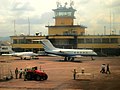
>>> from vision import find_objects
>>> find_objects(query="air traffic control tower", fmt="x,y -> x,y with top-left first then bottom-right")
46,2 -> 87,36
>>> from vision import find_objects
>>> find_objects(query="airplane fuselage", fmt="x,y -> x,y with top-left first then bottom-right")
2,52 -> 38,60
46,48 -> 97,57
12,52 -> 34,57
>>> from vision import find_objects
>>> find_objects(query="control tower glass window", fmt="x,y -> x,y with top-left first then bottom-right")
55,12 -> 72,16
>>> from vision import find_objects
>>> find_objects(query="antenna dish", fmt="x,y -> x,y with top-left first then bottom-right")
70,0 -> 74,7
56,1 -> 61,8
64,2 -> 67,7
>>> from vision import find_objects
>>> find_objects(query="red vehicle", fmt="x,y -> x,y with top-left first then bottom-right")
25,67 -> 48,81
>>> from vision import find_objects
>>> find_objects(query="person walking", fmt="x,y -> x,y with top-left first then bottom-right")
100,64 -> 106,73
106,64 -> 111,74
15,68 -> 18,79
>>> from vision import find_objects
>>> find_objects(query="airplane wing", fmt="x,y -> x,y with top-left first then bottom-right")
47,53 -> 83,58
2,54 -> 13,56
70,55 -> 83,58
47,54 -> 62,57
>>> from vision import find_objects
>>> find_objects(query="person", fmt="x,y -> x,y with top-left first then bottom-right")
19,68 -> 23,79
100,64 -> 106,73
15,68 -> 18,79
106,64 -> 111,74
73,69 -> 77,80
81,68 -> 85,74
23,69 -> 27,81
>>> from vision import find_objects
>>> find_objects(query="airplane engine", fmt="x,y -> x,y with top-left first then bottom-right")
21,56 -> 31,60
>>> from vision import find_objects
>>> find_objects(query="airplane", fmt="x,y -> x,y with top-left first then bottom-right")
39,39 -> 97,61
2,52 -> 39,60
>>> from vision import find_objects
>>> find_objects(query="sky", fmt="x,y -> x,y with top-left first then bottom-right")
0,0 -> 120,37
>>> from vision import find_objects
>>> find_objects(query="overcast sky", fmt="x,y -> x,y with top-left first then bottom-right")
0,0 -> 120,37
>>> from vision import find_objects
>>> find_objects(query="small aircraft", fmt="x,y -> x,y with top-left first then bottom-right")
2,52 -> 38,60
39,39 -> 97,61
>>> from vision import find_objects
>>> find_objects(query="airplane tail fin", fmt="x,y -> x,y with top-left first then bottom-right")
40,39 -> 56,52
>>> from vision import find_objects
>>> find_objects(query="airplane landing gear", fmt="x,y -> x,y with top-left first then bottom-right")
64,57 -> 67,61
64,57 -> 74,61
91,56 -> 95,60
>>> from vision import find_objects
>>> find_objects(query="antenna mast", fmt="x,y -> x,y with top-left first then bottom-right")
14,20 -> 16,36
110,9 -> 112,35
28,17 -> 30,35
104,26 -> 106,35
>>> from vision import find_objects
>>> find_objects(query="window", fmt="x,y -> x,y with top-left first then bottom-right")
86,38 -> 92,43
110,38 -> 118,43
72,31 -> 77,35
26,39 -> 32,44
80,32 -> 85,35
19,39 -> 25,44
63,31 -> 69,35
78,39 -> 84,43
13,39 -> 17,44
57,12 -> 72,16
94,38 -> 101,43
55,40 -> 69,45
33,40 -> 40,44
2,47 -> 8,50
102,38 -> 109,43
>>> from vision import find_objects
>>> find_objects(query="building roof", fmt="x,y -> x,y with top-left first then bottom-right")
53,6 -> 76,12
46,25 -> 87,28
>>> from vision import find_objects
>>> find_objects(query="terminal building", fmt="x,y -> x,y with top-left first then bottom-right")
0,41 -> 12,54
10,3 -> 120,56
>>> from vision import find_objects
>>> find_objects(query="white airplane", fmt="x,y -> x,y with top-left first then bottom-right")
39,39 -> 97,61
2,52 -> 38,60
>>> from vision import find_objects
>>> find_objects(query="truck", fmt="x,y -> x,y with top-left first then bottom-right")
25,66 -> 48,81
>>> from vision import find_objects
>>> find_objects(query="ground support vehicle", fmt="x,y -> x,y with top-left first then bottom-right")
25,67 -> 48,81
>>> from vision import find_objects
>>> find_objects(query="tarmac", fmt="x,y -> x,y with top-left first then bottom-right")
0,56 -> 120,90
